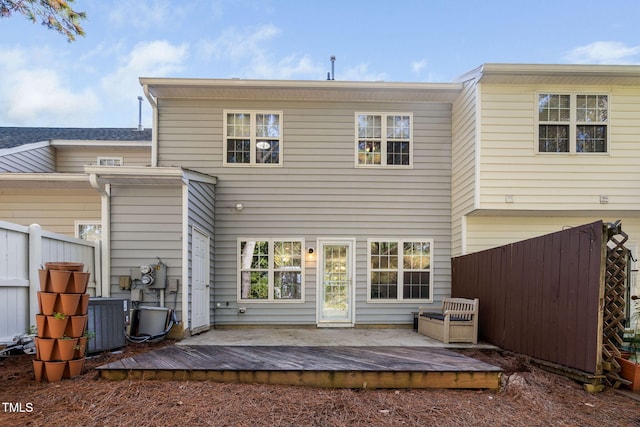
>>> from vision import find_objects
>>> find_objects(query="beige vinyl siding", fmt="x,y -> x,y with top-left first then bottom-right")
451,79 -> 479,256
0,189 -> 100,236
478,83 -> 640,211
55,147 -> 151,172
0,145 -> 55,172
187,181 -> 215,327
156,98 -> 452,326
109,185 -> 183,318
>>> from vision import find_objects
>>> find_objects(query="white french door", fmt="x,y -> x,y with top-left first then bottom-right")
317,239 -> 355,326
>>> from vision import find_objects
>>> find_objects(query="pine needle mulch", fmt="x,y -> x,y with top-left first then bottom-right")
1,342 -> 639,426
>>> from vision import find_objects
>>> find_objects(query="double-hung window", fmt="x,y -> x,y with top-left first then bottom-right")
238,238 -> 304,302
356,113 -> 412,167
537,93 -> 608,153
97,156 -> 123,166
224,111 -> 282,166
367,239 -> 432,302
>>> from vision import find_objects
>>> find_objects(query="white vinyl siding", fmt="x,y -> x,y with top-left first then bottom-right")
477,83 -> 640,211
156,98 -> 452,326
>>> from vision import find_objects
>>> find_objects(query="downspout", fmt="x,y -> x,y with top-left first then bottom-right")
89,173 -> 111,297
143,83 -> 159,167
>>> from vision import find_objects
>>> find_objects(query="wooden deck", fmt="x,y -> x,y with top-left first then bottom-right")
96,345 -> 502,389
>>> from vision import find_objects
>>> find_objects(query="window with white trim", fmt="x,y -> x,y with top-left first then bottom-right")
368,239 -> 432,302
224,111 -> 282,165
356,113 -> 412,167
537,93 -> 608,153
75,221 -> 101,241
238,238 -> 303,301
97,156 -> 123,166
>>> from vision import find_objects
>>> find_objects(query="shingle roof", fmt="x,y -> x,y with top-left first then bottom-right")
0,127 -> 152,149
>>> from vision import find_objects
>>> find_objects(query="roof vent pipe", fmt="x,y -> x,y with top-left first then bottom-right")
137,96 -> 144,131
330,55 -> 335,80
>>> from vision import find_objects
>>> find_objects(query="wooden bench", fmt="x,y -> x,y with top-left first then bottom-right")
418,298 -> 479,344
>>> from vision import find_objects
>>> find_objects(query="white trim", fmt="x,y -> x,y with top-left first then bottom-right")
223,110 -> 284,167
236,237 -> 305,303
316,237 -> 356,327
534,91 -> 610,155
474,82 -> 482,210
365,238 -> 434,304
97,156 -> 123,166
181,183 -> 190,328
50,140 -> 151,147
354,112 -> 413,168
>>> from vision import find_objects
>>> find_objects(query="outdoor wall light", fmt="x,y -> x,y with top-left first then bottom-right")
306,247 -> 316,262
235,203 -> 244,211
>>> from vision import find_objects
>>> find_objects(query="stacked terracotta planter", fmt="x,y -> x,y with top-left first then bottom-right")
33,262 -> 90,382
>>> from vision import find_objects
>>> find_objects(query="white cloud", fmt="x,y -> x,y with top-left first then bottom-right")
107,0 -> 186,31
101,40 -> 189,101
0,48 -> 99,126
565,41 -> 640,64
412,59 -> 427,74
198,24 -> 281,61
339,63 -> 387,82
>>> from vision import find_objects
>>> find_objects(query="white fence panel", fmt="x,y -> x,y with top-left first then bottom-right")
0,221 -> 99,344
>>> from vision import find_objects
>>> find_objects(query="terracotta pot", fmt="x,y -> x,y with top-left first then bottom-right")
65,315 -> 87,338
46,316 -> 68,339
77,294 -> 90,316
70,272 -> 90,294
38,269 -> 51,292
616,357 -> 640,392
35,337 -> 56,361
44,361 -> 66,382
75,337 -> 87,358
35,314 -> 47,339
33,360 -> 45,382
45,262 -> 84,271
54,338 -> 78,361
58,293 -> 81,317
49,270 -> 72,293
38,292 -> 58,316
65,358 -> 85,378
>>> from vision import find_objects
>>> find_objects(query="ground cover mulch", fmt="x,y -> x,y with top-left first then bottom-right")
1,341 -> 639,426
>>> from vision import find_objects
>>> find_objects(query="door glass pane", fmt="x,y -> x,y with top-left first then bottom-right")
322,245 -> 349,319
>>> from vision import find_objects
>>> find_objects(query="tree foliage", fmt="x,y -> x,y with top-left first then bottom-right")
0,0 -> 86,42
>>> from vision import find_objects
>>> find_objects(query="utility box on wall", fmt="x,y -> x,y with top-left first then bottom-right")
87,298 -> 128,353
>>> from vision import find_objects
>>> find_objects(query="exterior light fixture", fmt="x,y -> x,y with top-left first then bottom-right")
306,247 -> 316,262
235,203 -> 244,211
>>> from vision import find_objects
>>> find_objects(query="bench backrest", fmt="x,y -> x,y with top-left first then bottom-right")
442,298 -> 478,321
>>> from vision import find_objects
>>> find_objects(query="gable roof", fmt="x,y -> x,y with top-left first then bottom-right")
0,127 -> 152,150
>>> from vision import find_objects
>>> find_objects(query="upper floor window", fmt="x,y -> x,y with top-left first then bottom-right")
356,113 -> 413,167
238,238 -> 304,302
367,239 -> 432,302
224,111 -> 282,166
97,156 -> 123,166
537,94 -> 608,154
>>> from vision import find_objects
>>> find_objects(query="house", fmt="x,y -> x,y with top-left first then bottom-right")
2,63 -> 639,338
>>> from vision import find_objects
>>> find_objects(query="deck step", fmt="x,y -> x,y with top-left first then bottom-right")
96,345 -> 502,389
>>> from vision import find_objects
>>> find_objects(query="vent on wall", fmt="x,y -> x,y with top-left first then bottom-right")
87,298 -> 128,353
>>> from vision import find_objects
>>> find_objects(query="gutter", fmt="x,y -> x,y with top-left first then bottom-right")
142,83 -> 159,167
88,173 -> 111,298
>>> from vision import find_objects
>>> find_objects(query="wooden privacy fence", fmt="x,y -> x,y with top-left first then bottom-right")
0,221 -> 100,342
452,221 -> 607,375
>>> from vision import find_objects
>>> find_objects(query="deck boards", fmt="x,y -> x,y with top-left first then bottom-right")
97,345 -> 501,389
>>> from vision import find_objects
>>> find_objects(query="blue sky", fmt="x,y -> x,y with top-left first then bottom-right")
1,0 -> 639,128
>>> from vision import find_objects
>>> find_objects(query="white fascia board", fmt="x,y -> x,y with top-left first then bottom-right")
51,140 -> 151,147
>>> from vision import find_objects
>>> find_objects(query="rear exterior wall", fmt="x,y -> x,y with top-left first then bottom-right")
156,98 -> 453,326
